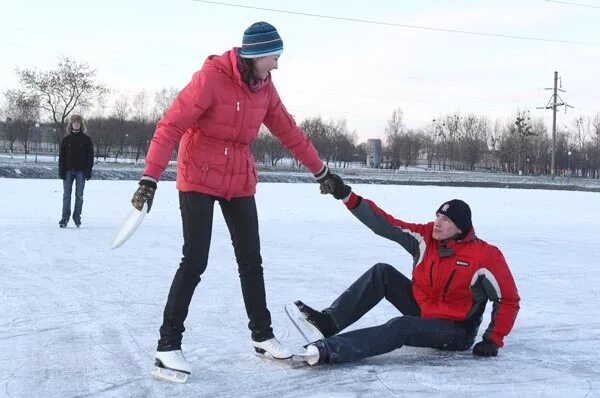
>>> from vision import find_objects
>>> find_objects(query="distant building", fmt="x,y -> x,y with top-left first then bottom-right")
366,138 -> 382,168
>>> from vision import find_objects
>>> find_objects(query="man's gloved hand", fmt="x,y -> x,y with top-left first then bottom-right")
313,165 -> 351,199
327,174 -> 351,200
131,178 -> 157,213
472,339 -> 498,357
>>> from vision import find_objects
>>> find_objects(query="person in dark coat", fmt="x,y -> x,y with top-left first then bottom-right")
58,114 -> 94,228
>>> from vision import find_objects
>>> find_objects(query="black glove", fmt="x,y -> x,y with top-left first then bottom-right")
59,173 -> 65,180
131,178 -> 157,213
327,174 -> 352,200
85,171 -> 92,181
313,166 -> 351,199
472,339 -> 498,357
315,172 -> 351,199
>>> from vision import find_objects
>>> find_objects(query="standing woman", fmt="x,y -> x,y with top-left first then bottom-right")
131,22 -> 332,383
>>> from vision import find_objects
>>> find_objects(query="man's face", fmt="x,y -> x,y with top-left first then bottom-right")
432,213 -> 462,241
72,121 -> 81,131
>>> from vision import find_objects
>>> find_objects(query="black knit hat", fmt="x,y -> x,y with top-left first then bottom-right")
436,199 -> 472,238
240,22 -> 283,58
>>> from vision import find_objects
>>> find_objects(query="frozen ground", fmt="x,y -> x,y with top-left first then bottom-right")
2,154 -> 600,192
1,179 -> 599,397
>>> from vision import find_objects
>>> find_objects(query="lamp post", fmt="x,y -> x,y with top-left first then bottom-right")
567,150 -> 572,179
34,123 -> 40,163
53,128 -> 57,161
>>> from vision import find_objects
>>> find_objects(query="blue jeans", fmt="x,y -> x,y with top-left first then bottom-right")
61,170 -> 86,223
321,263 -> 477,364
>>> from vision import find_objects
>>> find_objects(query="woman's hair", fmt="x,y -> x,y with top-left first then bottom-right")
240,57 -> 257,85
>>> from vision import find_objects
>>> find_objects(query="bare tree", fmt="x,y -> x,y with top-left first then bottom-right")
397,130 -> 424,168
153,87 -> 179,122
88,116 -> 120,161
528,119 -> 550,175
331,124 -> 356,167
430,115 -> 459,169
16,56 -> 108,145
355,141 -> 367,166
250,127 -> 269,165
514,110 -> 537,174
498,110 -> 537,174
132,90 -> 149,122
2,90 -> 40,153
260,127 -> 289,166
300,116 -> 334,163
590,114 -> 600,178
384,108 -> 404,169
460,115 -> 489,170
112,95 -> 131,160
423,129 -> 436,169
129,91 -> 153,162
129,118 -> 154,162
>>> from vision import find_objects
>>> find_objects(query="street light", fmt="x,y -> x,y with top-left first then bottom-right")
34,123 -> 40,163
53,128 -> 57,161
567,150 -> 572,178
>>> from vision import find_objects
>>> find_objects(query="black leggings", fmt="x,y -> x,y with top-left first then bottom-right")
157,192 -> 272,351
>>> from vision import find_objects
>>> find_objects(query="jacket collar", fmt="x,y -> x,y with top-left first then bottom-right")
204,48 -> 271,93
437,228 -> 476,257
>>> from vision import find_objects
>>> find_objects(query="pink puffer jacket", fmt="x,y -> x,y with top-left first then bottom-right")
143,48 -> 324,200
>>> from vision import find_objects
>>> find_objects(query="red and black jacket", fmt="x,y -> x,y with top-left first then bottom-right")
344,193 -> 520,347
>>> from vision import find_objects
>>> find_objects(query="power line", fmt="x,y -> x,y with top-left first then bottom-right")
193,0 -> 600,46
545,0 -> 600,9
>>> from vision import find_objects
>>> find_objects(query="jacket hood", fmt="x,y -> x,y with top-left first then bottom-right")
204,48 -> 271,89
66,120 -> 87,134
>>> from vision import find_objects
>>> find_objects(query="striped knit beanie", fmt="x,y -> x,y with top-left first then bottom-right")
240,22 -> 283,58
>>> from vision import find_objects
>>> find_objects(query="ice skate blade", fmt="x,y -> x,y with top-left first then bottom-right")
254,351 -> 308,368
284,304 -> 324,343
152,366 -> 189,383
253,346 -> 292,360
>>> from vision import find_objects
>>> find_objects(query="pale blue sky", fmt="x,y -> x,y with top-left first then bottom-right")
2,0 -> 599,141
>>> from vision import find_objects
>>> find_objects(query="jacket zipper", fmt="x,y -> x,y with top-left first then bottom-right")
429,262 -> 435,287
221,99 -> 240,199
442,270 -> 457,302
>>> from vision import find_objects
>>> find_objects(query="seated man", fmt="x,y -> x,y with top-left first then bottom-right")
288,175 -> 520,365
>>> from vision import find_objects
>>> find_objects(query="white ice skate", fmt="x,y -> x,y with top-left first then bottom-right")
252,337 -> 293,360
298,344 -> 321,366
284,303 -> 325,343
152,350 -> 191,383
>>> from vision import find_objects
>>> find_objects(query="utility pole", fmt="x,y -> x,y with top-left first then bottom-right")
537,71 -> 573,179
550,71 -> 559,179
